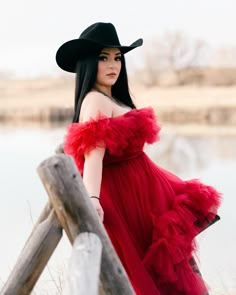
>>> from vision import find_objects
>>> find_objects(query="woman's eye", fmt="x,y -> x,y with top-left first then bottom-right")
98,55 -> 107,61
115,56 -> 121,61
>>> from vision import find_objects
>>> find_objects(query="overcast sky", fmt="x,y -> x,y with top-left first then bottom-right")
1,0 -> 236,77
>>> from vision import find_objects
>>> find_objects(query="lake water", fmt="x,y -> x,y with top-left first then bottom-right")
0,125 -> 235,294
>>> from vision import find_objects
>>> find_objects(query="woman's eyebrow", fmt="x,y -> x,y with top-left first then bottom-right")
100,51 -> 121,55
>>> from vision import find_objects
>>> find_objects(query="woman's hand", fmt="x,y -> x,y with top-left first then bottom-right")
91,198 -> 104,222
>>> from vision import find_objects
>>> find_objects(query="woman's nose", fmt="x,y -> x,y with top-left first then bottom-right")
108,60 -> 116,68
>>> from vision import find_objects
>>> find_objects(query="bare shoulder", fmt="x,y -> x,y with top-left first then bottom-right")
80,92 -> 113,122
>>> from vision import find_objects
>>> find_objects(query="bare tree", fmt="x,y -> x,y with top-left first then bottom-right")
141,31 -> 209,86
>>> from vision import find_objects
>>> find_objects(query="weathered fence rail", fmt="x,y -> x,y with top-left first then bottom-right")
1,204 -> 62,295
1,153 -> 135,295
37,154 -> 135,295
64,233 -> 102,295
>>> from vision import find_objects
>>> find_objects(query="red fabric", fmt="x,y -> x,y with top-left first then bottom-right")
64,107 -> 222,295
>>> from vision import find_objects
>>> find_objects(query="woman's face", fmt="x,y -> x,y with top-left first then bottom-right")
95,47 -> 122,89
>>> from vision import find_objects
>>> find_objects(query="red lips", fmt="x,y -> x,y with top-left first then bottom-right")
107,73 -> 116,77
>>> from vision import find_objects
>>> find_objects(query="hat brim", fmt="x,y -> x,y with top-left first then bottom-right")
56,38 -> 143,73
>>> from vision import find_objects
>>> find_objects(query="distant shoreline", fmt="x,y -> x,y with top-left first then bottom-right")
1,78 -> 236,134
1,105 -> 236,136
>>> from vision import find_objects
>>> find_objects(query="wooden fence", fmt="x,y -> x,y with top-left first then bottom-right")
0,151 -> 135,295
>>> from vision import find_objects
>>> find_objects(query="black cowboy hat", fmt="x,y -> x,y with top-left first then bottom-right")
56,22 -> 143,73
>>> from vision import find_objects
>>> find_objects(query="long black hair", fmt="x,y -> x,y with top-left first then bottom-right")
72,51 -> 136,123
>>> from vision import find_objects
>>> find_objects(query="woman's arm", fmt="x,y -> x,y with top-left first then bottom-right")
79,92 -> 113,221
82,147 -> 105,221
83,147 -> 105,199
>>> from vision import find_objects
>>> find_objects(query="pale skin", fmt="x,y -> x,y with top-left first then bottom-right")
79,47 -> 131,222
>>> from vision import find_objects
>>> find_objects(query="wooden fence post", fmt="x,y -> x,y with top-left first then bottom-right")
1,204 -> 62,295
37,154 -> 135,295
64,233 -> 102,295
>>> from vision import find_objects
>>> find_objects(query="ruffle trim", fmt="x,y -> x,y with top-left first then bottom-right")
64,107 -> 161,173
143,179 -> 222,295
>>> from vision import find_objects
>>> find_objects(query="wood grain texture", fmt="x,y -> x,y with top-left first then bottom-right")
64,233 -> 102,295
37,154 -> 135,295
1,205 -> 62,295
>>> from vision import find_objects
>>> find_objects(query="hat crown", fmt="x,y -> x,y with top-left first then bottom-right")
79,22 -> 121,47
56,22 -> 143,73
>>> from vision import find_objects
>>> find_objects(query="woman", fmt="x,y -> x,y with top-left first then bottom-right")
56,22 -> 221,295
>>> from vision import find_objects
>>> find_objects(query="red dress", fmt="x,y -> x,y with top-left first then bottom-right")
64,107 -> 221,295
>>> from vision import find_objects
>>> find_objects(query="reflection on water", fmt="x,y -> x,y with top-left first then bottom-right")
145,133 -> 236,176
0,125 -> 235,294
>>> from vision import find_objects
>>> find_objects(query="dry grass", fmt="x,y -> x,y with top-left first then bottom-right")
1,77 -> 236,110
130,83 -> 236,109
1,77 -> 236,134
0,77 -> 74,110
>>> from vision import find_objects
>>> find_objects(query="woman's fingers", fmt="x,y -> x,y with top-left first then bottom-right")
91,199 -> 104,222
97,207 -> 104,222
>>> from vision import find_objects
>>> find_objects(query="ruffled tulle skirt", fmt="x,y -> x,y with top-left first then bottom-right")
100,151 -> 221,295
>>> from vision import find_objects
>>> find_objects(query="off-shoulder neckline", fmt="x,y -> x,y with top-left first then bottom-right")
77,107 -> 154,125
112,107 -> 137,119
111,106 -> 154,119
